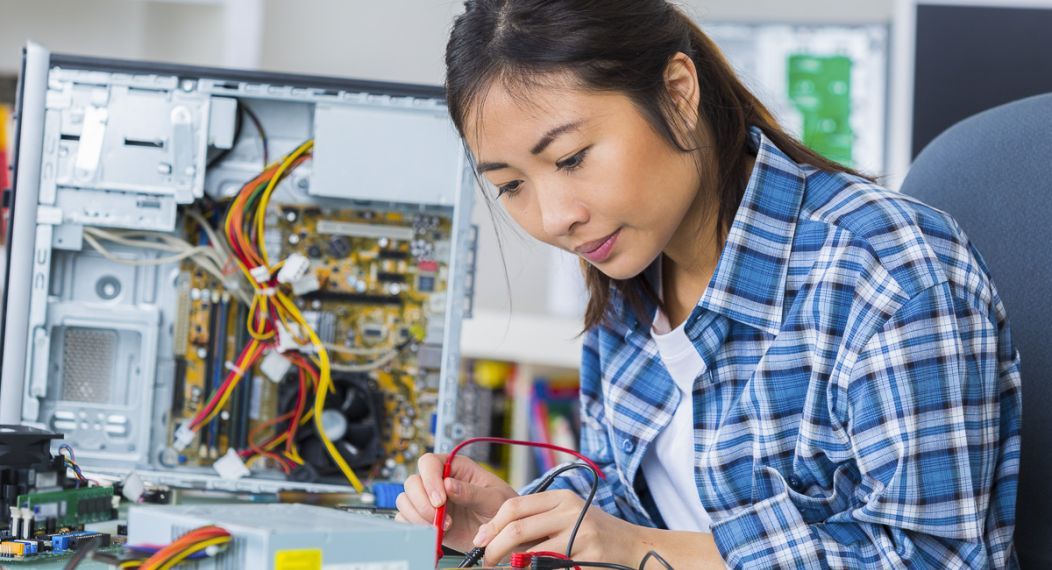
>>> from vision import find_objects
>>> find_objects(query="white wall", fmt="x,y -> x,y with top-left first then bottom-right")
0,0 -> 893,316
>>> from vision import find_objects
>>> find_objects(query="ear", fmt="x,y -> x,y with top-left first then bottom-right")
664,52 -> 701,133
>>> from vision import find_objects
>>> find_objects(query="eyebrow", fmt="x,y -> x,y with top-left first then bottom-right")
475,120 -> 584,175
530,120 -> 582,155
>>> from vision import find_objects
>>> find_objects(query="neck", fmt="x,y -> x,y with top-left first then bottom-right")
659,155 -> 755,327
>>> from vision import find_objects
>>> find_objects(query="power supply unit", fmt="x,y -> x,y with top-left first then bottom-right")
127,503 -> 434,569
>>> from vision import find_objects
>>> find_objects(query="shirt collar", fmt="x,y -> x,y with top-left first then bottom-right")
696,127 -> 807,336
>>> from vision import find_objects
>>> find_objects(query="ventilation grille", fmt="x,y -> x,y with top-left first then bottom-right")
61,328 -> 116,404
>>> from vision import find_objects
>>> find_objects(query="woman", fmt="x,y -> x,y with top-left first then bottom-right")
395,1 -> 1022,567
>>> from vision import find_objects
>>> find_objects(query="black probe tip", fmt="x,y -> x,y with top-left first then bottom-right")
458,546 -> 486,567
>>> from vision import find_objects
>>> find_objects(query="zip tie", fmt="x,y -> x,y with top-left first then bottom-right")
224,361 -> 246,376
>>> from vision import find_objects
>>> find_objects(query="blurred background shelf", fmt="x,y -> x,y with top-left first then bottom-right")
460,310 -> 584,370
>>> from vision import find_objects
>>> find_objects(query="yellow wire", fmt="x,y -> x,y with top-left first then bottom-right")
211,139 -> 362,492
246,296 -> 276,341
255,140 -> 314,267
275,290 -> 364,492
119,561 -> 143,569
155,536 -> 232,570
195,339 -> 262,428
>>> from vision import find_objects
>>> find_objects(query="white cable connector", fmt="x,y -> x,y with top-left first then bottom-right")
276,253 -> 311,285
173,422 -> 196,452
213,448 -> 251,481
291,273 -> 321,296
259,350 -> 292,382
249,265 -> 271,284
121,472 -> 146,503
275,321 -> 303,354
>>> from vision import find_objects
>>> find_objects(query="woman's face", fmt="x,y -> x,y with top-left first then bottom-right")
463,69 -> 706,280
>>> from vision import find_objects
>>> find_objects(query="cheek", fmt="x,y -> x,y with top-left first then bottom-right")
497,196 -> 555,245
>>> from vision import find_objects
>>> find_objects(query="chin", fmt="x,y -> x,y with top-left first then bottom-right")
588,255 -> 650,281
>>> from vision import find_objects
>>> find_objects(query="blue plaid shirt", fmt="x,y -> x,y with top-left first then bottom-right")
526,129 -> 1022,568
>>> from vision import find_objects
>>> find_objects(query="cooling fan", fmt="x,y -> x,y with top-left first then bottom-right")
282,373 -> 386,483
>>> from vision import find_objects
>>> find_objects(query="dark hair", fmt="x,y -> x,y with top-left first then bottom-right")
445,0 -> 867,330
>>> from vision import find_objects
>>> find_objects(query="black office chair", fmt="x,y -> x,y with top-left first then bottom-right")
900,93 -> 1052,567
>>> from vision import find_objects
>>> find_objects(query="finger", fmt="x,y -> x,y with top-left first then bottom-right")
445,477 -> 517,517
395,492 -> 432,526
445,453 -> 486,482
478,492 -> 568,546
479,511 -> 569,566
403,474 -> 438,522
417,453 -> 451,508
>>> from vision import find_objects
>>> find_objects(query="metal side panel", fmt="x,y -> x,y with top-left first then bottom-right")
433,160 -> 474,453
1,42 -> 50,424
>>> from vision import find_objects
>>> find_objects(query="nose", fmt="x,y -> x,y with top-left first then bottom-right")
536,180 -> 589,238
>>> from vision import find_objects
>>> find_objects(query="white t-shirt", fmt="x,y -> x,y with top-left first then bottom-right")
640,299 -> 713,533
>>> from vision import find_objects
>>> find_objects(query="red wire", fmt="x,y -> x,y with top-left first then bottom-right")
432,437 -> 606,564
511,551 -> 580,570
190,341 -> 264,430
285,366 -> 308,455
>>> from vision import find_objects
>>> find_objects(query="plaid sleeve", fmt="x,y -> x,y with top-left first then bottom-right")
711,282 -> 1021,569
520,327 -> 645,524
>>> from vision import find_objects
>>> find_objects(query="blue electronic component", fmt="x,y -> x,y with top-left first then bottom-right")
372,482 -> 405,510
50,530 -> 97,553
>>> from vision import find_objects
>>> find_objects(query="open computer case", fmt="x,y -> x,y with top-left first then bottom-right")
0,43 -> 478,494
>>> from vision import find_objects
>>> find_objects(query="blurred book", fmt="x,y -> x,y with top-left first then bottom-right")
1,103 -> 9,245
527,375 -> 580,478
457,359 -> 514,478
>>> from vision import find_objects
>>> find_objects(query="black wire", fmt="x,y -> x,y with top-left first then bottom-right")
454,462 -> 599,568
240,103 -> 269,167
457,546 -> 486,567
63,537 -> 101,569
535,561 -> 634,570
637,550 -> 673,570
205,101 -> 244,169
532,462 -> 600,558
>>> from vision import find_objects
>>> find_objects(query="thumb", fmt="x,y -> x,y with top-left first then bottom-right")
444,477 -> 508,516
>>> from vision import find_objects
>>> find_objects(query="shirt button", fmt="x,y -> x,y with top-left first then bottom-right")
622,439 -> 635,453
787,475 -> 803,490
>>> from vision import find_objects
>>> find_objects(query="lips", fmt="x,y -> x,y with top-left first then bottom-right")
575,229 -> 620,263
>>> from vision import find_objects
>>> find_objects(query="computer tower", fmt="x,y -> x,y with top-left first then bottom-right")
0,42 -> 477,494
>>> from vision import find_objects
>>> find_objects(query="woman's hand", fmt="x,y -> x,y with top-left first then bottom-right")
474,489 -> 724,567
472,489 -> 644,566
394,452 -> 519,553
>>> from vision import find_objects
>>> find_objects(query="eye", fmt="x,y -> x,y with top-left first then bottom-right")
496,180 -> 522,199
556,146 -> 591,172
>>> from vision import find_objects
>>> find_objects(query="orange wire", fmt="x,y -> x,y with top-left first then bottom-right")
140,526 -> 230,570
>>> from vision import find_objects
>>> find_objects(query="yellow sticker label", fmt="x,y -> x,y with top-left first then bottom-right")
275,549 -> 323,570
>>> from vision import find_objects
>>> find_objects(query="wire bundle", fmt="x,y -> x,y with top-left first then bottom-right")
203,139 -> 364,492
236,353 -> 320,473
57,444 -> 95,487
122,525 -> 232,570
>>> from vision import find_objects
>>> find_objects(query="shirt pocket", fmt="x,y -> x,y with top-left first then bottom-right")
754,462 -> 861,525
